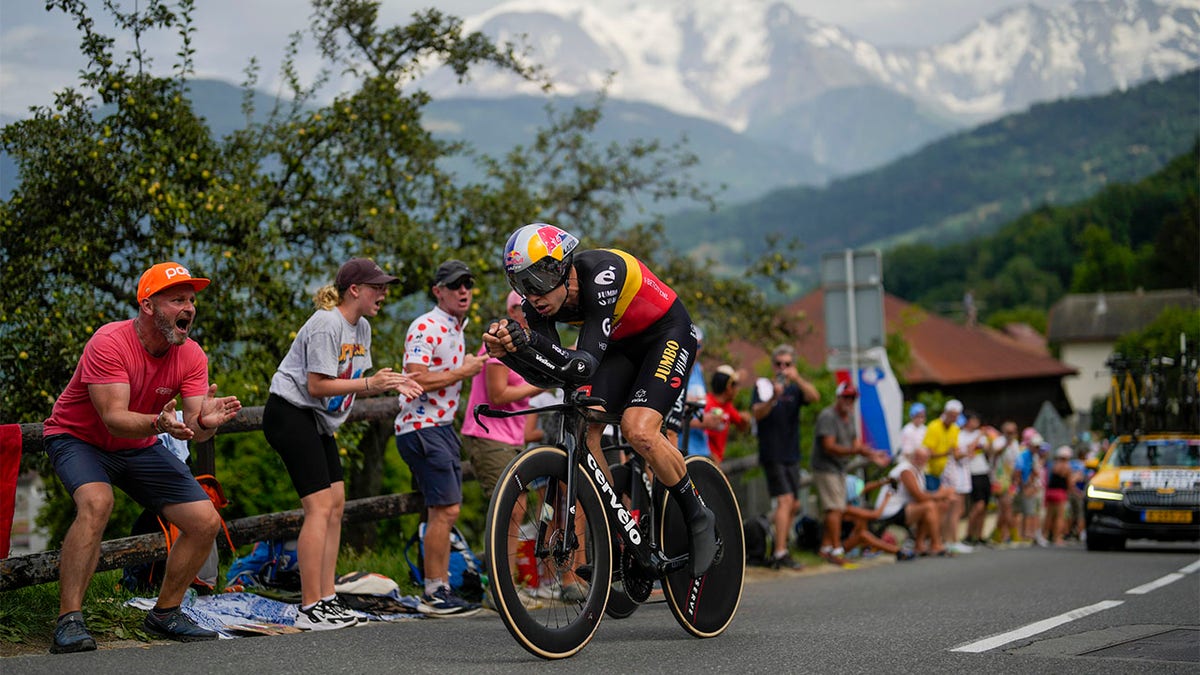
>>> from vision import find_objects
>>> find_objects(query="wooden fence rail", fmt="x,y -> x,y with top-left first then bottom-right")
3,397 -> 761,592
0,492 -> 424,592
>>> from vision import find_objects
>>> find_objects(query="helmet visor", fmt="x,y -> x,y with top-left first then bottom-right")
507,256 -> 570,297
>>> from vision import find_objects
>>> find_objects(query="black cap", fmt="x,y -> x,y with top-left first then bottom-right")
336,258 -> 398,291
434,259 -> 473,286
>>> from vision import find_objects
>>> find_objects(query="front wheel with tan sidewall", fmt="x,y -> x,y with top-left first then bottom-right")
484,445 -> 613,660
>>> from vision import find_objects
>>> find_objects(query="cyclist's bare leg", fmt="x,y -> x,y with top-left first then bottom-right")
620,407 -> 684,485
585,421 -> 617,483
622,406 -> 716,576
664,428 -> 679,449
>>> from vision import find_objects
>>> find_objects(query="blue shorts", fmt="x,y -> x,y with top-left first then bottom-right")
45,434 -> 209,511
925,474 -> 942,492
396,425 -> 463,507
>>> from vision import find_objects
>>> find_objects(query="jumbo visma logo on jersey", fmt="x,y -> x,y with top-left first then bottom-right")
653,340 -> 685,388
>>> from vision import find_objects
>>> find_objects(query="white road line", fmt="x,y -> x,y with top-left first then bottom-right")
950,601 -> 1125,653
1180,560 -> 1200,575
1126,572 -> 1186,595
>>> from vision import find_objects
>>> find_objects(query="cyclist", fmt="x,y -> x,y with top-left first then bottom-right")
482,223 -> 717,577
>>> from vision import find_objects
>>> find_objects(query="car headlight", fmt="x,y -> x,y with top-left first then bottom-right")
1086,484 -> 1124,501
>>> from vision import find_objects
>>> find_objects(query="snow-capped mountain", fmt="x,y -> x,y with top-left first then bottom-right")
426,0 -> 1200,133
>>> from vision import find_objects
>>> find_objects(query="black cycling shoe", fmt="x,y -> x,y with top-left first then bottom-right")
688,507 -> 718,577
143,608 -> 218,642
50,616 -> 97,654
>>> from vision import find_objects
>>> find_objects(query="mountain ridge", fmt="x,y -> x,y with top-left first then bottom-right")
421,0 -> 1199,173
437,0 -> 1199,124
665,68 -> 1200,288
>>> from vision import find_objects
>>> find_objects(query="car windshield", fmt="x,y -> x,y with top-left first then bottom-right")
1110,438 -> 1200,468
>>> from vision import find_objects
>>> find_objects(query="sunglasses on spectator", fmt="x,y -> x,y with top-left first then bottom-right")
441,278 -> 475,291
774,360 -> 792,367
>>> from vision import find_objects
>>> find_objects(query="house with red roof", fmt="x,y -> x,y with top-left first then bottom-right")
728,289 -> 1076,427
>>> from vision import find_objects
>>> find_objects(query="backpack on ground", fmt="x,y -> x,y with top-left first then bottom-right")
226,538 -> 302,592
404,522 -> 484,601
794,514 -> 822,553
743,514 -> 773,566
121,474 -> 233,594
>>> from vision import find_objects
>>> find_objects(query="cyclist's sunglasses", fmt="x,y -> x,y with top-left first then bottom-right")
507,258 -> 570,297
440,278 -> 475,291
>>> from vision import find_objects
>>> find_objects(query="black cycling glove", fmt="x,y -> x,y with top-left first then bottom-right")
497,321 -> 598,388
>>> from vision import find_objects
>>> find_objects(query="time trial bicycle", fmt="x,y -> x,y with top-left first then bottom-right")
473,389 -> 744,659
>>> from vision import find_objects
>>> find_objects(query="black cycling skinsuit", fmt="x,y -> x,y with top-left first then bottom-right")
502,248 -> 696,420
501,248 -> 718,578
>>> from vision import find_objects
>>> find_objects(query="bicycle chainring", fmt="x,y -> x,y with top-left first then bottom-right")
621,553 -> 653,603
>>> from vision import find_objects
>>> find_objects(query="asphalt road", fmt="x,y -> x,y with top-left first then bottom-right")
6,540 -> 1198,674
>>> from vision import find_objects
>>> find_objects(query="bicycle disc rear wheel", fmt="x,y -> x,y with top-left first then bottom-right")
658,455 -> 744,638
485,446 -> 612,659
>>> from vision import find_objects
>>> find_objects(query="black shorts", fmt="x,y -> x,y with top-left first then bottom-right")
970,474 -> 992,506
589,299 -> 696,427
762,461 -> 801,498
880,504 -> 908,529
664,388 -> 687,434
263,393 -> 344,498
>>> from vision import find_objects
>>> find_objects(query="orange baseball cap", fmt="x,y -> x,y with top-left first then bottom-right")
137,262 -> 210,303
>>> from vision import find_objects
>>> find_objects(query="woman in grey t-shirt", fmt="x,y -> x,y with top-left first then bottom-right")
262,258 -> 421,631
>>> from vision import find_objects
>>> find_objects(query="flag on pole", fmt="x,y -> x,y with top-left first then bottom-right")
835,347 -> 903,458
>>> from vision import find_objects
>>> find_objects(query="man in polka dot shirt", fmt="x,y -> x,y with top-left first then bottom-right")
394,259 -> 487,615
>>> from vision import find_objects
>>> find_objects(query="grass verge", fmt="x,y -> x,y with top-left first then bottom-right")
0,546 -> 428,658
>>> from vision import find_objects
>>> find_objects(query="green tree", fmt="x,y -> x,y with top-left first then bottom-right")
1070,223 -> 1141,292
1,0 -> 226,428
3,0 -> 797,545
984,254 -> 1063,311
1112,306 -> 1200,362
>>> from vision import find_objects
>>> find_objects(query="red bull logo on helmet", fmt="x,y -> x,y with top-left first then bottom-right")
535,224 -> 571,260
505,249 -> 526,272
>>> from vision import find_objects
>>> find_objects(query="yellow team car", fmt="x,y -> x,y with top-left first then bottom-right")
1085,433 -> 1200,550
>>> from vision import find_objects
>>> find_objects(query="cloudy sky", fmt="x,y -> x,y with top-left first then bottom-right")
0,0 -> 1077,117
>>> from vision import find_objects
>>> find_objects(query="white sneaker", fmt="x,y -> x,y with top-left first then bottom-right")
324,597 -> 368,625
949,542 -> 974,554
531,581 -> 562,600
486,587 -> 544,611
294,600 -> 357,631
518,591 -> 544,610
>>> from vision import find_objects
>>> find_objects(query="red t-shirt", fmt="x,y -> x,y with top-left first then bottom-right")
43,320 -> 210,451
704,392 -> 745,463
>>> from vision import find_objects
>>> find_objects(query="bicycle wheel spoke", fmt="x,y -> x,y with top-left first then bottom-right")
486,446 -> 611,660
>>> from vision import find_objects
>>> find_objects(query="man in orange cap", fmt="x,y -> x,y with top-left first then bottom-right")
42,262 -> 242,652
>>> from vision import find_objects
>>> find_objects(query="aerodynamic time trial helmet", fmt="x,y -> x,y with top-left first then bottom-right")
503,223 -> 579,296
